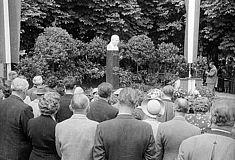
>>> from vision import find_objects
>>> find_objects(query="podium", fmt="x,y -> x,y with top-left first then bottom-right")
180,78 -> 203,92
106,50 -> 119,89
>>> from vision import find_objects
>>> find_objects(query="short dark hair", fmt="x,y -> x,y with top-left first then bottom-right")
98,82 -> 113,98
46,76 -> 58,89
63,76 -> 76,90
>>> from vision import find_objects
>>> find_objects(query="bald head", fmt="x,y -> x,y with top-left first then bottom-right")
174,98 -> 188,113
70,94 -> 89,111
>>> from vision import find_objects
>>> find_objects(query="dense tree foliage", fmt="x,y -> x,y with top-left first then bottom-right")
200,0 -> 235,61
20,0 -> 234,59
18,0 -> 234,86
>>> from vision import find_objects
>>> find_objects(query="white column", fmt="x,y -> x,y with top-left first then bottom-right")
3,0 -> 11,79
187,0 -> 196,64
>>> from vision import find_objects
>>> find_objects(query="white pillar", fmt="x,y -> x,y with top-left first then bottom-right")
187,0 -> 196,64
3,0 -> 11,79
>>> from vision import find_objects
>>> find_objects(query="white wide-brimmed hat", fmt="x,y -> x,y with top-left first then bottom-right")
113,88 -> 123,95
140,98 -> 165,118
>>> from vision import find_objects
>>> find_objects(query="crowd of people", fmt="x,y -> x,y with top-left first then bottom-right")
217,57 -> 235,93
0,72 -> 235,160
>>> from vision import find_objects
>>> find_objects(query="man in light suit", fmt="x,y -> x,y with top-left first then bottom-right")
206,62 -> 218,91
155,98 -> 201,160
93,87 -> 157,160
55,94 -> 98,160
177,100 -> 235,160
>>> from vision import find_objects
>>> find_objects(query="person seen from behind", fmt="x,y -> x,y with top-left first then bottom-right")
27,92 -> 61,160
55,76 -> 76,122
155,98 -> 201,160
56,94 -> 98,160
87,82 -> 118,122
93,87 -> 157,160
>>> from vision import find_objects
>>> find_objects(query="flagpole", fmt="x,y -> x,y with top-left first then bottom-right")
3,0 -> 11,79
184,0 -> 201,93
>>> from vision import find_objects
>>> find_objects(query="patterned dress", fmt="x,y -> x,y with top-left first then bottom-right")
185,113 -> 211,133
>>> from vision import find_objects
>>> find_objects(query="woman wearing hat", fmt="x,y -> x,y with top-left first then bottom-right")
28,85 -> 48,118
27,92 -> 61,160
140,98 -> 165,140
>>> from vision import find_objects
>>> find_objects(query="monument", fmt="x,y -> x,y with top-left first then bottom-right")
106,35 -> 120,89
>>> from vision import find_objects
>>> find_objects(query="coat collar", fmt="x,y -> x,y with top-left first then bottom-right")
71,114 -> 87,119
9,95 -> 24,102
173,115 -> 186,121
207,125 -> 234,138
116,114 -> 134,119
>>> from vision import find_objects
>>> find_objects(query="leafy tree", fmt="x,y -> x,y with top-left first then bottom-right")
21,0 -> 69,52
34,27 -> 78,77
200,0 -> 235,61
126,35 -> 155,71
138,0 -> 185,47
55,0 -> 152,41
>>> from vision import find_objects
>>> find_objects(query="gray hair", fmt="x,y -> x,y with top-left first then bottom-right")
38,92 -> 61,115
11,77 -> 29,91
211,100 -> 234,126
70,94 -> 89,111
118,87 -> 138,108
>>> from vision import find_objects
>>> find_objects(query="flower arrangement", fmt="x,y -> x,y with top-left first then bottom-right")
172,88 -> 188,102
196,86 -> 215,101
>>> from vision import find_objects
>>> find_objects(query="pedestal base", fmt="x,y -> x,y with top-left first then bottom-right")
106,50 -> 119,89
180,78 -> 203,93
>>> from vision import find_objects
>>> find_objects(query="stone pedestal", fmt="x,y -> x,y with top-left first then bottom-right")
106,50 -> 119,89
180,78 -> 203,92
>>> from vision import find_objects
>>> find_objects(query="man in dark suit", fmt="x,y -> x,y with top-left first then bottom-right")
87,82 -> 118,122
155,98 -> 201,160
177,100 -> 235,160
56,76 -> 76,122
93,87 -> 157,160
157,85 -> 175,122
0,77 -> 34,160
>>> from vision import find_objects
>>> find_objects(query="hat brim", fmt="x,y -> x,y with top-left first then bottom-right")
140,98 -> 165,118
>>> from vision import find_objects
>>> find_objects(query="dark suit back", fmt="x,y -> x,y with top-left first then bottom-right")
156,99 -> 174,122
93,115 -> 157,160
55,94 -> 73,122
87,99 -> 118,122
156,116 -> 201,160
28,115 -> 60,160
0,95 -> 34,160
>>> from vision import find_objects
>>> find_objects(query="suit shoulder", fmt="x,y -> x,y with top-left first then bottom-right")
98,118 -> 151,129
187,122 -> 201,132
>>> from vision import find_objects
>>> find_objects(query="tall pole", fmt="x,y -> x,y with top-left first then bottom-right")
3,0 -> 11,79
184,0 -> 201,92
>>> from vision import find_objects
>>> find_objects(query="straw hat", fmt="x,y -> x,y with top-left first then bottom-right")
74,87 -> 84,95
113,88 -> 123,95
34,85 -> 48,95
141,98 -> 165,118
33,76 -> 43,85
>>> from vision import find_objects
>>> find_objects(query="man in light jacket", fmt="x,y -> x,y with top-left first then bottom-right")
55,93 -> 98,160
